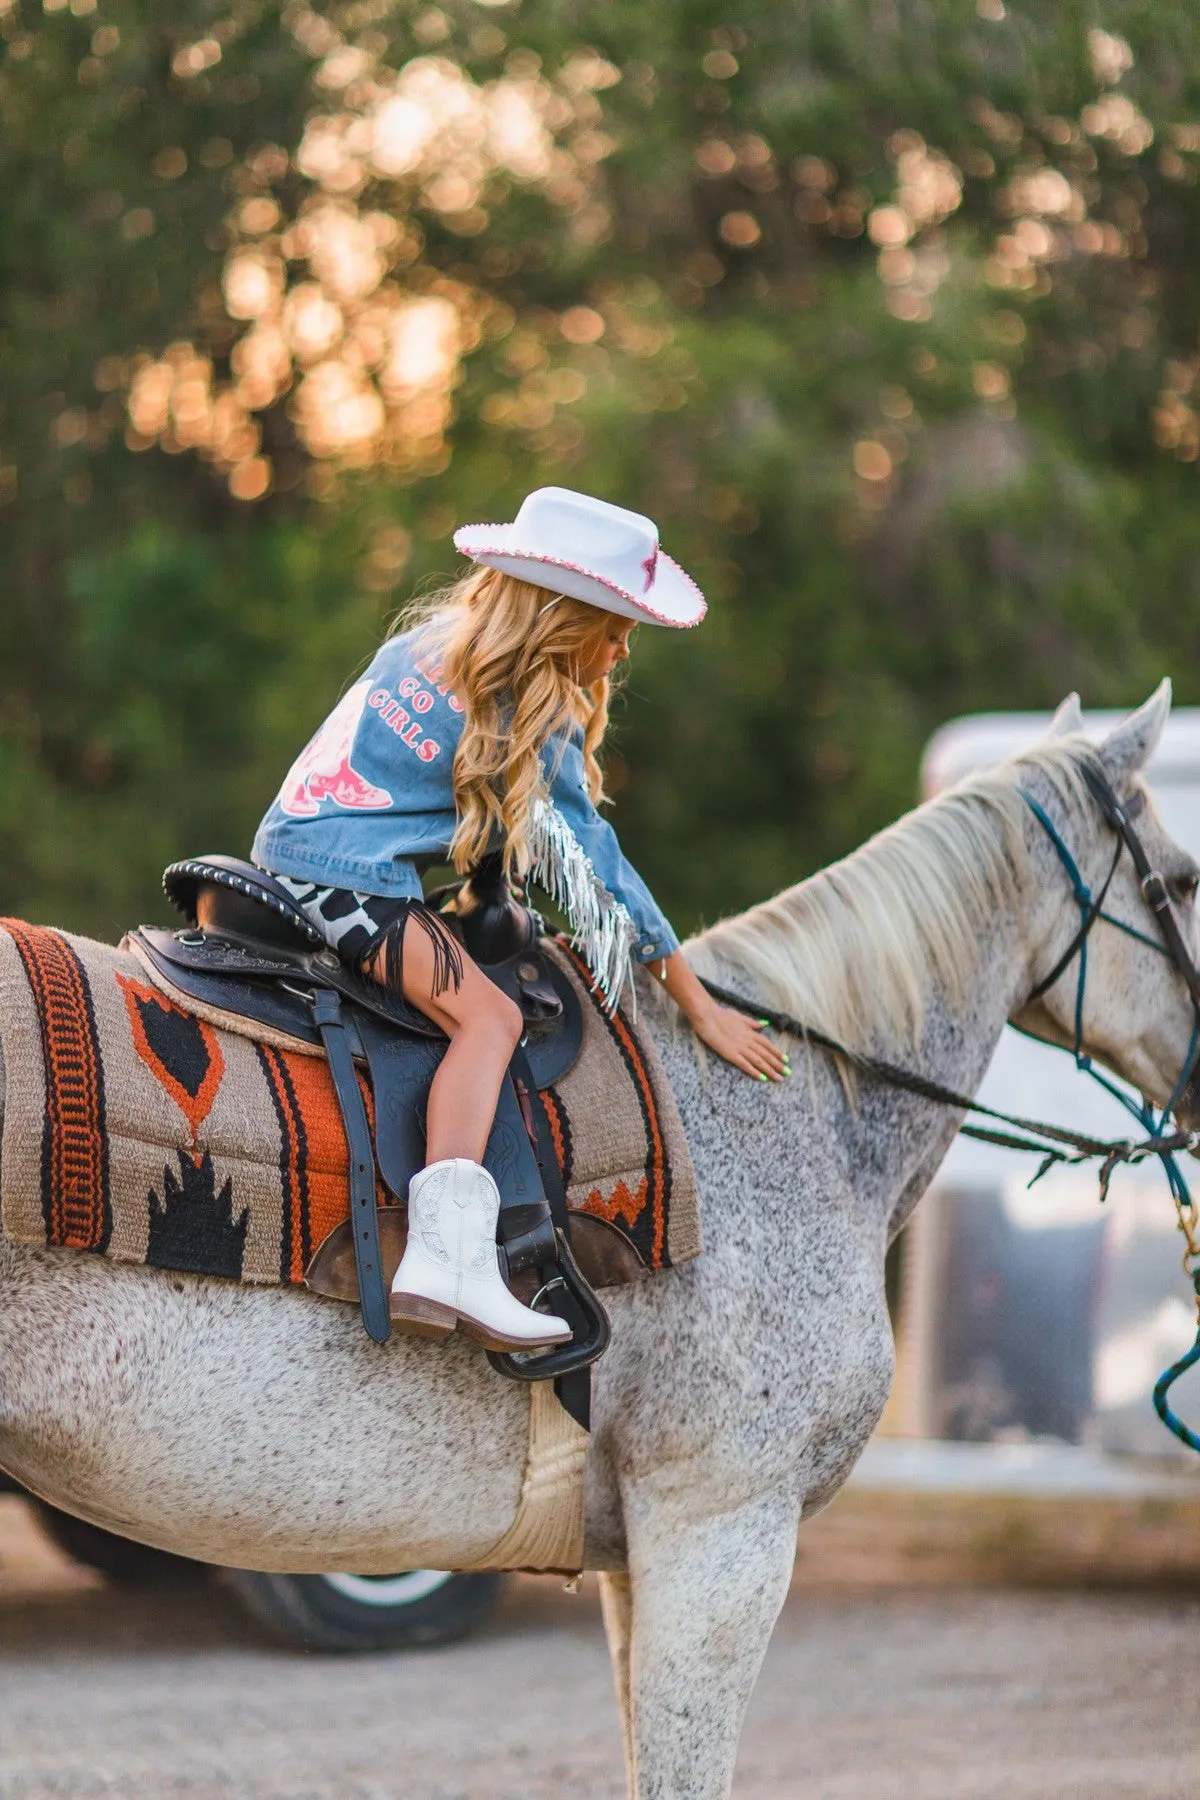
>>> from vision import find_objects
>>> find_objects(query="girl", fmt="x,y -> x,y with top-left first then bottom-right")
253,486 -> 787,1351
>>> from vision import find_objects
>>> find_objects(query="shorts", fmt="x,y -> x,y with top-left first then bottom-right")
270,874 -> 463,997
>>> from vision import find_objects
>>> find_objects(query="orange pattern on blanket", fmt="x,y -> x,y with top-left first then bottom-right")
582,1178 -> 648,1234
540,1086 -> 571,1186
115,974 -> 225,1157
254,1041 -> 386,1284
0,919 -> 110,1252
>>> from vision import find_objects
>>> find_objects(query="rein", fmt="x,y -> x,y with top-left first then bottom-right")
700,980 -> 1199,1196
700,756 -> 1200,1454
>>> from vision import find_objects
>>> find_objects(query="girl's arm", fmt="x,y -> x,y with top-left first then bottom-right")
651,950 -> 790,1084
546,740 -> 788,1081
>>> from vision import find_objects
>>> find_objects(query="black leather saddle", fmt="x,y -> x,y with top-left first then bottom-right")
140,854 -> 609,1426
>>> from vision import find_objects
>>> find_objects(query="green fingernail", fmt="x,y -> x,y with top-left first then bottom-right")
758,1019 -> 770,1027
757,1072 -> 768,1082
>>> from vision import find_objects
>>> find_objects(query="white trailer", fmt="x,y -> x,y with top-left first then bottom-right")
897,709 -> 1200,1458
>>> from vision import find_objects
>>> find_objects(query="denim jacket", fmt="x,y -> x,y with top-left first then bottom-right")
252,628 -> 679,1003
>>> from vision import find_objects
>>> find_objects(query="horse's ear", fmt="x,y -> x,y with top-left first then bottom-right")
1047,693 -> 1083,737
1096,679 -> 1172,783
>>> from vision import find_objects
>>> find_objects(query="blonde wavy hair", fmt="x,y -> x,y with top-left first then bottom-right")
397,566 -> 623,878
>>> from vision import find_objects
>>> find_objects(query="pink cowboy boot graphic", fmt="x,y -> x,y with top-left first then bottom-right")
277,681 -> 394,818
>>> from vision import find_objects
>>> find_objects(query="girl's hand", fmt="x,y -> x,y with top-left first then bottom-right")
650,950 -> 791,1083
688,998 -> 791,1083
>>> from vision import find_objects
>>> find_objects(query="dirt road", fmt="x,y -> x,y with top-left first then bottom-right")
2,1499 -> 1199,1800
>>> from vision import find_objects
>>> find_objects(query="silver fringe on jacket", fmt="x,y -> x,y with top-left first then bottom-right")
527,797 -> 638,1011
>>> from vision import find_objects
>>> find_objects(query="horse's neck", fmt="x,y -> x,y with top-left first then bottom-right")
853,916 -> 1028,1240
711,871 -> 1033,1247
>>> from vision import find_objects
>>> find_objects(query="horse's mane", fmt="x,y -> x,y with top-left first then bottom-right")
685,736 -> 1096,1057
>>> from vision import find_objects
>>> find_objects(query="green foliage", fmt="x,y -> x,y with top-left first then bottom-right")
4,1 -> 1200,939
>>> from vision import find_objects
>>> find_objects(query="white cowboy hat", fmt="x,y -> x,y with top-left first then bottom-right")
453,486 -> 706,629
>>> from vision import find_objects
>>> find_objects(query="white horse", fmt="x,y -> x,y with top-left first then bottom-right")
2,687 -> 1197,1799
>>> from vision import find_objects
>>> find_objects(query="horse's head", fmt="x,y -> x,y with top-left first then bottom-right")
1010,681 -> 1200,1111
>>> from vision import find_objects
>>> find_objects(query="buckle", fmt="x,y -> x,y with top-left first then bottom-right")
1142,870 -> 1170,911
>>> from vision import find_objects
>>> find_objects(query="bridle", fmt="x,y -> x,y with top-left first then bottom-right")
1021,759 -> 1200,1104
1017,758 -> 1200,1452
701,753 -> 1200,1453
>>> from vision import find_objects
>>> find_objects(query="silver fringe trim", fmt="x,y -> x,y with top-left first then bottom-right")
527,797 -> 638,1012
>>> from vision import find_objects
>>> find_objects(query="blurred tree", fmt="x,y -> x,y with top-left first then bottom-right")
0,1 -> 322,928
5,0 -> 1200,938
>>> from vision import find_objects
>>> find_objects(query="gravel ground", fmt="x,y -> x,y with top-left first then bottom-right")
2,1498 -> 1199,1800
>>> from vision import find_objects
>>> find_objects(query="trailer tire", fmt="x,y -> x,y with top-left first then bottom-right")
222,1568 -> 507,1653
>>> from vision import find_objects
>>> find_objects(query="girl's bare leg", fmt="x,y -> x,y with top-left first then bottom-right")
376,915 -> 570,1348
365,919 -> 522,1165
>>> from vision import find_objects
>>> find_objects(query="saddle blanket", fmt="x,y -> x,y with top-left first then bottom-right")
0,919 -> 699,1289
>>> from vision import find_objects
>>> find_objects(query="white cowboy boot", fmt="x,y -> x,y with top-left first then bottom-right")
390,1158 -> 573,1352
